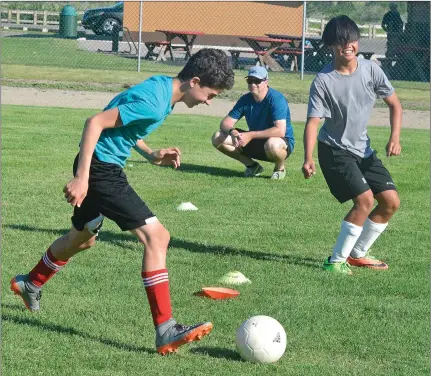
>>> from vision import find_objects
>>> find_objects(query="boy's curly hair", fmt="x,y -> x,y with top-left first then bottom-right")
178,48 -> 235,90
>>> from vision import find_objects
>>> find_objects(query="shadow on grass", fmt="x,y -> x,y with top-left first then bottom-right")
1,305 -> 155,354
189,346 -> 243,361
168,238 -> 320,268
177,163 -> 244,178
128,160 -> 244,178
5,224 -> 321,269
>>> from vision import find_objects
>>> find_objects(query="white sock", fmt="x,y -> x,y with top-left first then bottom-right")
350,218 -> 388,259
329,221 -> 363,263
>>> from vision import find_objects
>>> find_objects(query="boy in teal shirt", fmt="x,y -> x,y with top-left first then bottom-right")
11,49 -> 234,355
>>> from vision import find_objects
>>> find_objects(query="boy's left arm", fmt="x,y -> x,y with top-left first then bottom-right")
383,92 -> 402,157
134,139 -> 181,168
134,139 -> 155,161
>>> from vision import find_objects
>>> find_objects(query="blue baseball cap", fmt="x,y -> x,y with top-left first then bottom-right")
246,66 -> 268,80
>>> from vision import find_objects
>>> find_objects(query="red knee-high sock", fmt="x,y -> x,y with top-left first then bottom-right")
142,269 -> 172,326
28,248 -> 69,287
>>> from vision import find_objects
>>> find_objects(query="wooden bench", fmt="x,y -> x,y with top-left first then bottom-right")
144,41 -> 188,61
229,48 -> 302,72
272,48 -> 303,71
228,49 -> 266,69
273,48 -> 303,55
144,41 -> 170,61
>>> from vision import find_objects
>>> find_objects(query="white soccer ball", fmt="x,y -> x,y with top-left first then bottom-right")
235,315 -> 287,363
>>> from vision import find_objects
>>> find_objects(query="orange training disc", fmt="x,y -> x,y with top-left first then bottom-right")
201,287 -> 240,300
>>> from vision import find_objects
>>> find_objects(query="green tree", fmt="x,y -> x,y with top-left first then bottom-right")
307,1 -> 407,24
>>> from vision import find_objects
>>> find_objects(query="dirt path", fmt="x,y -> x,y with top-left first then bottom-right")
2,86 -> 429,129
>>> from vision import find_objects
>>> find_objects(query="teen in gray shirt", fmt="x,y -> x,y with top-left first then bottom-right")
308,58 -> 394,158
302,15 -> 402,275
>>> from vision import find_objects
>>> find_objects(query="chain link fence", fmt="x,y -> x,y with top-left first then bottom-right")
1,1 -> 429,84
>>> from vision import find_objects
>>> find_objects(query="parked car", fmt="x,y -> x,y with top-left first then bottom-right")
82,2 -> 123,36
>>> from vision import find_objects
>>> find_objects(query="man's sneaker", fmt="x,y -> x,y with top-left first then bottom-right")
347,256 -> 388,270
10,274 -> 42,311
270,169 -> 286,180
156,321 -> 213,355
245,162 -> 263,177
322,257 -> 353,275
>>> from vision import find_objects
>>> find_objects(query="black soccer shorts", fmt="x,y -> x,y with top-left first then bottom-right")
318,142 -> 397,203
236,129 -> 291,162
71,154 -> 155,232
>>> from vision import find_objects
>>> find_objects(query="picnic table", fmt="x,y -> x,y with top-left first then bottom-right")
266,34 -> 377,71
266,34 -> 322,49
145,30 -> 205,61
266,34 -> 331,72
238,36 -> 293,71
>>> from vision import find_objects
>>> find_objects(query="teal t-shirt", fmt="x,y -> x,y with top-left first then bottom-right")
94,75 -> 173,167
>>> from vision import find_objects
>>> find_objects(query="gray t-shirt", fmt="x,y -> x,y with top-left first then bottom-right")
307,58 -> 394,157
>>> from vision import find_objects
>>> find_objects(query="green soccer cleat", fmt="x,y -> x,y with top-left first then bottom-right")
322,257 -> 353,275
156,321 -> 213,355
10,274 -> 42,311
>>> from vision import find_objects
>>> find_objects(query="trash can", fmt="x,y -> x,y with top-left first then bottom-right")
59,5 -> 77,38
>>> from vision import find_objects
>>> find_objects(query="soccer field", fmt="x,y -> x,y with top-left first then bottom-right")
2,105 -> 430,376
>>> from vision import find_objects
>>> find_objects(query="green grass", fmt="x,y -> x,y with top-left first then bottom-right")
2,35 -> 430,109
2,105 -> 430,376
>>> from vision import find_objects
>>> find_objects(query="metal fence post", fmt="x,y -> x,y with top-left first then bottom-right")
138,1 -> 143,72
301,1 -> 307,80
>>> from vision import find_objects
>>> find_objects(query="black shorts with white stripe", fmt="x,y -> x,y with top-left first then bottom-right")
71,154 -> 155,232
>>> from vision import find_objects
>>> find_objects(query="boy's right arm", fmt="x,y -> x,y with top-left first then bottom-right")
63,108 -> 122,208
134,139 -> 181,169
302,117 -> 321,179
304,77 -> 328,179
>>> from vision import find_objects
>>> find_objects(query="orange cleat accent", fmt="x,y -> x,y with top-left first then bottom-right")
347,256 -> 388,270
157,322 -> 213,355
10,275 -> 42,311
10,277 -> 31,310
